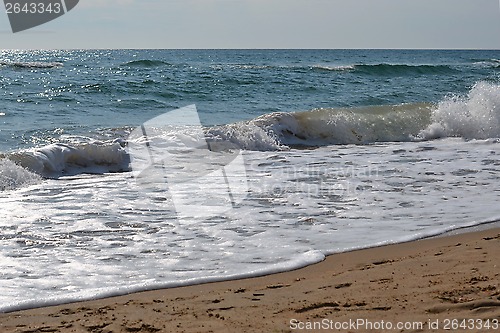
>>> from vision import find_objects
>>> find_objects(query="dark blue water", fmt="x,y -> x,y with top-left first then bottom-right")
1,49 -> 499,151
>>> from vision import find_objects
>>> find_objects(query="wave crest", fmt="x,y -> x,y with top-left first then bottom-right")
0,61 -> 63,69
121,60 -> 171,67
420,82 -> 500,140
209,82 -> 500,149
6,140 -> 130,178
355,63 -> 457,76
207,103 -> 433,150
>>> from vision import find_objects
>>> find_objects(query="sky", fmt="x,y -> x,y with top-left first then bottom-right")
1,0 -> 500,49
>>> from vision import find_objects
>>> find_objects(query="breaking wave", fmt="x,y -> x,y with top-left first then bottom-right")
207,103 -> 433,150
207,81 -> 500,150
0,140 -> 130,191
2,81 -> 499,190
419,82 -> 500,140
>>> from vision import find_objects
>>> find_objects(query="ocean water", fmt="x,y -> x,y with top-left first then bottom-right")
1,49 -> 500,312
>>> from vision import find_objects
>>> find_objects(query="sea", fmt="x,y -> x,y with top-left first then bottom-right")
0,49 -> 499,312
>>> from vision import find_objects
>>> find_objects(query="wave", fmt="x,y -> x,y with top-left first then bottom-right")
471,59 -> 500,69
311,63 -> 460,76
287,63 -> 456,75
470,58 -> 500,64
203,63 -> 456,76
207,103 -> 433,150
311,64 -> 356,72
208,81 -> 500,150
354,63 -> 458,76
1,140 -> 129,186
0,60 -> 63,69
121,60 -> 171,67
3,81 -> 499,190
419,81 -> 500,140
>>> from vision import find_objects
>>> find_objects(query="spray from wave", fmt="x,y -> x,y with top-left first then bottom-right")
0,159 -> 42,191
419,81 -> 500,140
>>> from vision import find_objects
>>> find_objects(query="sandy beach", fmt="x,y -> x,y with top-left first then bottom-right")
0,227 -> 498,333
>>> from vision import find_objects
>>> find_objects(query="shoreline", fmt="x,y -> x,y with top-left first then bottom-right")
1,227 -> 499,332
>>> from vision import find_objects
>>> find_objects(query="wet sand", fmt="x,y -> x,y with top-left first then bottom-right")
0,227 -> 499,333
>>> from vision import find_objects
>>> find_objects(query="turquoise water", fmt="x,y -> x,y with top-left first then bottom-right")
0,49 -> 499,312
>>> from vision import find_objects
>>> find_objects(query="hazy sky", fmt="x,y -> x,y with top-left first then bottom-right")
1,0 -> 500,49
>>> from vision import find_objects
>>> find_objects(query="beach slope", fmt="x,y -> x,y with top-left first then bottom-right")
1,228 -> 499,333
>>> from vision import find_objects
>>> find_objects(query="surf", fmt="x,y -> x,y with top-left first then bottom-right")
0,139 -> 129,189
208,81 -> 500,150
2,81 -> 499,190
419,81 -> 500,140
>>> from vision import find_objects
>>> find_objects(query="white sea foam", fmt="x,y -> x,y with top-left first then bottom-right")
0,158 -> 41,191
311,64 -> 356,71
6,140 -> 129,177
1,137 -> 499,312
472,59 -> 500,68
420,81 -> 500,140
207,121 -> 283,151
